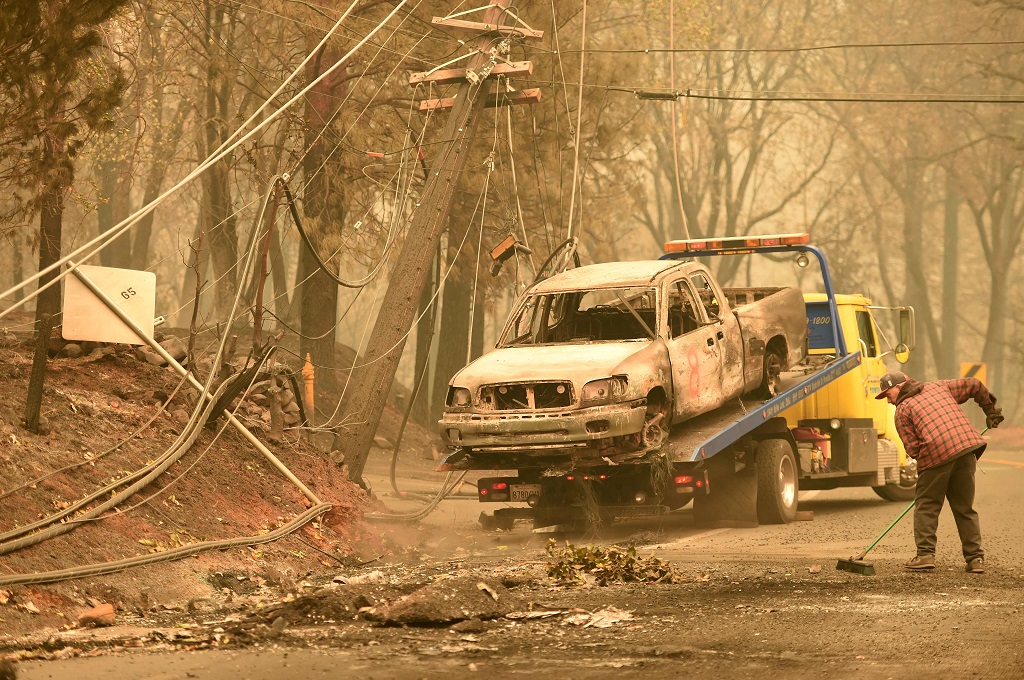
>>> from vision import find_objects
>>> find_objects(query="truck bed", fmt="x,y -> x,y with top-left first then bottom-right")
663,351 -> 863,462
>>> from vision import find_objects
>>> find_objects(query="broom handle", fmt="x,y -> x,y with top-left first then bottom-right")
859,426 -> 991,559
858,500 -> 915,558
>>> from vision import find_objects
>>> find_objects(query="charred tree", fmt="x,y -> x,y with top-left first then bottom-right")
23,133 -> 65,433
296,44 -> 346,411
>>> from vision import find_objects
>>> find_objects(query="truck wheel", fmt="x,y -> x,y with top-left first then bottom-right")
757,348 -> 784,398
755,439 -> 799,524
872,481 -> 916,502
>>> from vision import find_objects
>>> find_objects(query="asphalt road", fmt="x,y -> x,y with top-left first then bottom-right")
15,440 -> 1024,679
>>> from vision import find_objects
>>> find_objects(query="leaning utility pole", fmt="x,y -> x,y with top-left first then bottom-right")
333,1 -> 542,485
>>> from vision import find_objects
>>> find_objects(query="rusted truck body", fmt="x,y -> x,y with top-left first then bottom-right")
439,259 -> 807,464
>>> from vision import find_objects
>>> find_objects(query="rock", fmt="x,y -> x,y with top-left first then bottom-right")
78,602 -> 116,627
283,412 -> 300,426
376,577 -> 519,626
170,408 -> 189,426
452,618 -> 485,633
159,336 -> 187,362
47,336 -> 67,357
373,435 -> 393,449
269,616 -> 287,637
282,400 -> 300,414
333,570 -> 387,585
251,393 -> 269,407
63,343 -> 83,358
35,416 -> 50,435
144,351 -> 167,367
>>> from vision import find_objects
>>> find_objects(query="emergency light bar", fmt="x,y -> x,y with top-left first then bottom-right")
664,232 -> 810,254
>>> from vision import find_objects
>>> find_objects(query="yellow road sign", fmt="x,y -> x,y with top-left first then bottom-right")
960,362 -> 987,385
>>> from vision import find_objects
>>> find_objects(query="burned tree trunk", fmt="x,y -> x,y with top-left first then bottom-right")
24,132 -> 66,433
296,45 -> 344,414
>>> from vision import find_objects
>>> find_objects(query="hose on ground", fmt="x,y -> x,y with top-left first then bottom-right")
0,373 -> 190,502
0,504 -> 332,586
0,376 -> 237,547
0,345 -> 279,554
366,471 -> 468,523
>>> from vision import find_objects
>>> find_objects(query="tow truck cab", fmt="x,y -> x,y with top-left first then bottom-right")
780,293 -> 918,497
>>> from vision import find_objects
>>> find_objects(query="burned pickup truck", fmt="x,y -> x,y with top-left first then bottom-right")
439,259 -> 807,464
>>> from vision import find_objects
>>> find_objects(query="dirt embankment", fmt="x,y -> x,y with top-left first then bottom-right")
0,331 -> 436,640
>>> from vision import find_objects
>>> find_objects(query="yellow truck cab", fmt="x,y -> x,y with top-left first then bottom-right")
781,293 -> 917,501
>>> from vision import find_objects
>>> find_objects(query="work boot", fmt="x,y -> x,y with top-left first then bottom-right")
904,554 -> 935,570
966,557 -> 985,574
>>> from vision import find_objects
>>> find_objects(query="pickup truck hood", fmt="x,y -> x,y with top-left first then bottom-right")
452,342 -> 648,387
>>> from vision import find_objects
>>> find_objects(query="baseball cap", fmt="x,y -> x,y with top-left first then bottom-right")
875,371 -> 908,399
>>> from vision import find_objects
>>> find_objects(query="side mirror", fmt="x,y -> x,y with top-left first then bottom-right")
898,308 -> 916,350
894,343 -> 910,364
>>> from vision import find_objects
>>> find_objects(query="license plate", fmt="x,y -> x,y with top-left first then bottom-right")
510,484 -> 541,502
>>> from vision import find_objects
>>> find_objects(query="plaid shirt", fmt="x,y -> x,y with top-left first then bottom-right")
894,378 -> 996,471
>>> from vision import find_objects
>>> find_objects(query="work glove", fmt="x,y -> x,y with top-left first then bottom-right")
986,409 -> 1004,429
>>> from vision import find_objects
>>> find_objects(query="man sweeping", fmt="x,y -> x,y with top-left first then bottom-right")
877,372 -> 1003,573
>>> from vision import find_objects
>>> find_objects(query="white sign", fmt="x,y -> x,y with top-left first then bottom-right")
62,265 -> 156,346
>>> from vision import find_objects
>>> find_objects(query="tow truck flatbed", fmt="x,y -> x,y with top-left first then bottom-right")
664,351 -> 863,462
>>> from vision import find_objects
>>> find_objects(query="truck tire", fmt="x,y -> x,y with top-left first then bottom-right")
872,481 -> 916,502
757,347 -> 785,398
755,439 -> 799,524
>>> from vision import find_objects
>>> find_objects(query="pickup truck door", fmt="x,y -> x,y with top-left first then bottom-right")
665,279 -> 723,418
688,272 -> 746,401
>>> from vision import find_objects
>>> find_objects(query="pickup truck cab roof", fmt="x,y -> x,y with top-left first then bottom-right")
530,260 -> 691,293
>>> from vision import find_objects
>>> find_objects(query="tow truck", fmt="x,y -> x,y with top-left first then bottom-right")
453,234 -> 917,530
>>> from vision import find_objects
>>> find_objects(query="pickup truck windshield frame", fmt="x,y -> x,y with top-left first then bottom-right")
499,286 -> 660,347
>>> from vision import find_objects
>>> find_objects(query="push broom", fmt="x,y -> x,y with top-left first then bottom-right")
836,426 -> 989,576
836,500 -> 916,575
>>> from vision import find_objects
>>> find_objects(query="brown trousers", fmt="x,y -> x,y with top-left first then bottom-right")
914,449 -> 984,562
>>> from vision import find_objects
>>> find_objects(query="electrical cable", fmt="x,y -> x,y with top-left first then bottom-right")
365,471 -> 467,522
325,156 -> 490,378
521,78 -> 1024,104
564,0 -> 588,241
64,347 -> 279,524
0,374 -> 240,553
0,373 -> 190,502
668,0 -> 690,239
0,504 -> 331,587
556,39 -> 1024,55
504,101 -> 535,272
281,177 -> 397,289
533,236 -> 580,284
0,337 -> 226,544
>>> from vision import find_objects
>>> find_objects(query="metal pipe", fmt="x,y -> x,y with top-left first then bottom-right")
67,262 -> 322,505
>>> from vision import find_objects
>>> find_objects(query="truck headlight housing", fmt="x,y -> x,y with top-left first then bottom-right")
446,386 -> 472,409
581,377 -> 628,406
